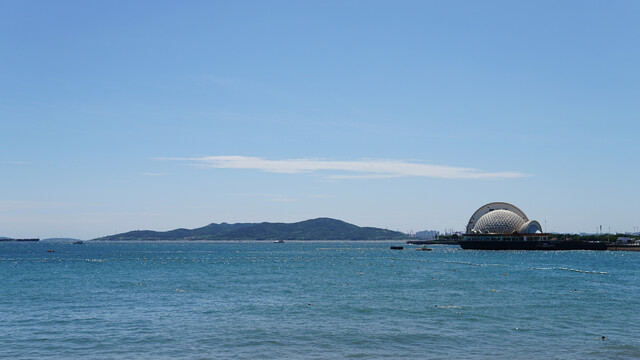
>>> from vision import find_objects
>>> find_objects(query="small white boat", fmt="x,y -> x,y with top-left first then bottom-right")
273,240 -> 285,243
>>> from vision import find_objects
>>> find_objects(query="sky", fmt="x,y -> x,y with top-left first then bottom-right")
1,0 -> 639,239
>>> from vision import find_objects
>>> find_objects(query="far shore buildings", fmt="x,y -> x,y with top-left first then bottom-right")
415,230 -> 439,240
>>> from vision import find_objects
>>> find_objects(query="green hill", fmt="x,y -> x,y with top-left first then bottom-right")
96,222 -> 253,241
95,218 -> 407,241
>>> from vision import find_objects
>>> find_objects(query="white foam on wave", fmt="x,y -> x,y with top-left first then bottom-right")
445,260 -> 506,267
534,267 -> 607,275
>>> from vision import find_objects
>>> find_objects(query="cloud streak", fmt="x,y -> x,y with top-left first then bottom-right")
160,156 -> 530,180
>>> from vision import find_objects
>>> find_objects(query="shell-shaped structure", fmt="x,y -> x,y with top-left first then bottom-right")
519,220 -> 543,234
466,202 -> 542,234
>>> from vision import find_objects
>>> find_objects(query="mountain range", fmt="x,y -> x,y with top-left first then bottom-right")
94,218 -> 408,241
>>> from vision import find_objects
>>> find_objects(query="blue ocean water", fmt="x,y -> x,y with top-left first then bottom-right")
1,241 -> 639,359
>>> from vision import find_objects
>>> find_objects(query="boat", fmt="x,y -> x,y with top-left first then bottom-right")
72,241 -> 85,244
46,249 -> 55,253
273,240 -> 285,243
416,246 -> 432,251
390,246 -> 403,250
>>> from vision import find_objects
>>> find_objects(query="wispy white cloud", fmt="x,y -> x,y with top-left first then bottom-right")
159,156 -> 530,180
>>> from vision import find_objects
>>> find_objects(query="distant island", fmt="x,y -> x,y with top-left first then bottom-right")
94,217 -> 409,241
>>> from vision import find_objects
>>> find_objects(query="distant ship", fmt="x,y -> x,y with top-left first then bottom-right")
416,246 -> 432,251
273,240 -> 285,243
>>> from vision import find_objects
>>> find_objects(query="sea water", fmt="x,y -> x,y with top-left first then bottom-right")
1,241 -> 639,359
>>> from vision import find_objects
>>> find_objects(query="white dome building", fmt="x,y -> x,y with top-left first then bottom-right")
466,202 -> 543,235
461,202 -> 547,250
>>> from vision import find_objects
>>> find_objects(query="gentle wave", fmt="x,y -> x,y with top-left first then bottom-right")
0,241 -> 634,359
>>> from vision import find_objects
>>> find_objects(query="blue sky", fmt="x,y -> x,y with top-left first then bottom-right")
1,1 -> 638,239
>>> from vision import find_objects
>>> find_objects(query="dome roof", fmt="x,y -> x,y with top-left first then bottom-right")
465,202 -> 543,234
472,209 -> 526,234
465,202 -> 529,233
